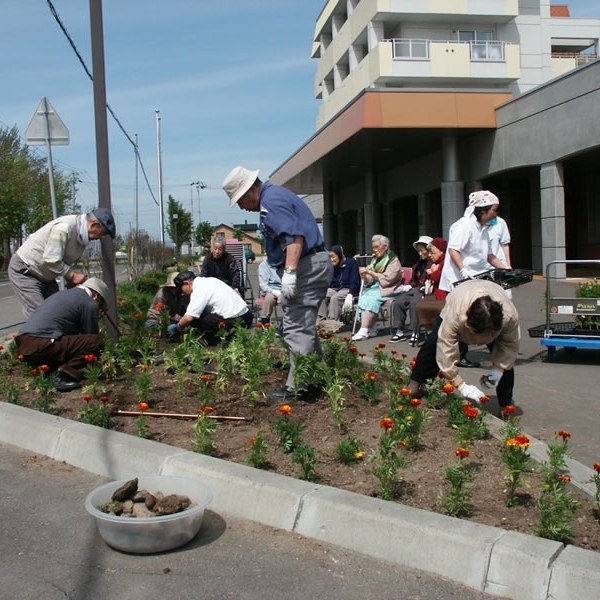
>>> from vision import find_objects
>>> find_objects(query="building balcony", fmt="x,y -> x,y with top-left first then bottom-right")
551,52 -> 598,78
316,39 -> 520,124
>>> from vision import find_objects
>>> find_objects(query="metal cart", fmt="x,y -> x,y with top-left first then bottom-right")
528,260 -> 600,362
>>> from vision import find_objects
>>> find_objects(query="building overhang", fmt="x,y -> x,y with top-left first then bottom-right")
270,89 -> 512,194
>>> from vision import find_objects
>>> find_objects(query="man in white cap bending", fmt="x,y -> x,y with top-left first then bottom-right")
222,166 -> 333,402
15,278 -> 109,392
8,208 -> 116,317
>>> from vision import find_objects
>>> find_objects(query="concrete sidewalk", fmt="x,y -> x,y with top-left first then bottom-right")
1,275 -> 600,599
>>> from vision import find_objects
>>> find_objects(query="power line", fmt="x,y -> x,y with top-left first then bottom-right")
45,0 -> 158,207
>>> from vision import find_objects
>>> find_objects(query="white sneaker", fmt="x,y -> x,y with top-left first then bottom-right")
368,325 -> 379,337
351,328 -> 370,341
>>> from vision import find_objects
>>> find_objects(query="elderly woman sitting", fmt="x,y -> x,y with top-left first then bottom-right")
351,234 -> 404,341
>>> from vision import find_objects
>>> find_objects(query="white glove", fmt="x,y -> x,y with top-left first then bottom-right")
480,369 -> 503,390
460,268 -> 475,280
272,289 -> 282,299
458,383 -> 486,403
423,280 -> 433,296
281,272 -> 298,299
396,284 -> 411,293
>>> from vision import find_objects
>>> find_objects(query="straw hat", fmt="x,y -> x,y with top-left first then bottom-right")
222,166 -> 260,207
164,272 -> 178,287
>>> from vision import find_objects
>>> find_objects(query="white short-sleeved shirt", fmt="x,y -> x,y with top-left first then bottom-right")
185,277 -> 248,319
439,215 -> 492,292
487,216 -> 511,266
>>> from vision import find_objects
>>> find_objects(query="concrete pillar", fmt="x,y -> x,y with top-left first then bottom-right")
322,186 -> 335,247
347,0 -> 359,17
440,136 -> 465,238
540,162 -> 566,278
363,170 -> 380,250
367,21 -> 384,51
417,193 -> 427,235
332,14 -> 344,38
349,44 -> 364,71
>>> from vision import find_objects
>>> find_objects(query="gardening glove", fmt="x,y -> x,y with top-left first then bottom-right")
480,368 -> 503,390
167,323 -> 180,338
281,272 -> 298,299
458,383 -> 486,403
460,267 -> 475,280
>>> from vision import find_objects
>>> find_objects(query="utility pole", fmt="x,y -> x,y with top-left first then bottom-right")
196,181 -> 207,223
155,109 -> 165,245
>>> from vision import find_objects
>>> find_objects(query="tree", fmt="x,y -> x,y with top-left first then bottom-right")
194,221 -> 214,255
232,226 -> 245,241
166,195 -> 192,260
0,125 -> 76,269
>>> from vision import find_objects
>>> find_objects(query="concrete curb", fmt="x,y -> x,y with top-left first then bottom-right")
1,402 -> 599,600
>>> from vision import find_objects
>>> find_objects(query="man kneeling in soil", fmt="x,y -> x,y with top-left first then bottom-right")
15,278 -> 109,392
406,279 -> 519,414
171,271 -> 253,345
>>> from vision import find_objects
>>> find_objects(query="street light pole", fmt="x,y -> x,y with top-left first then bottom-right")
196,181 -> 207,223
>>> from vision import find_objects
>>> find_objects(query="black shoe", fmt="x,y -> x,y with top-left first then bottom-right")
389,332 -> 409,343
458,357 -> 481,368
267,385 -> 320,402
202,360 -> 218,375
408,333 -> 419,347
55,372 -> 82,393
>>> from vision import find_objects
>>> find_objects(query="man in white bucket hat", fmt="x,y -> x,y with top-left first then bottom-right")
223,166 -> 333,402
15,277 -> 109,392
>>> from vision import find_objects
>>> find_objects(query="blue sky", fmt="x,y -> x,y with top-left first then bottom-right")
0,1 -> 598,242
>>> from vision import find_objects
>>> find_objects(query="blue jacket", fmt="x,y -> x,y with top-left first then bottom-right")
331,256 -> 361,295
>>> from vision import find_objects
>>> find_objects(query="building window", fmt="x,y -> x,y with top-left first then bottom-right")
393,39 -> 429,59
458,30 -> 503,61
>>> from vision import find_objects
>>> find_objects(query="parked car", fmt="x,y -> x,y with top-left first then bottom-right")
245,249 -> 256,264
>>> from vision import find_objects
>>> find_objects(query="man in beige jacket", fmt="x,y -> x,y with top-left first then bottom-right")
8,209 -> 115,317
406,279 -> 519,411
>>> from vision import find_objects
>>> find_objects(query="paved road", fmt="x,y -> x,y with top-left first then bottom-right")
0,441 -> 503,600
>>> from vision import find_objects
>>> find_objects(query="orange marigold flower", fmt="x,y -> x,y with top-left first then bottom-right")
39,364 -> 51,373
396,375 -> 404,382
28,368 -> 40,376
593,463 -> 600,473
437,371 -> 445,378
249,437 -> 256,445
85,354 -> 97,363
256,323 -> 264,329
559,474 -> 571,483
409,360 -> 416,369
279,404 -> 293,416
83,395 -> 93,402
556,430 -> 571,440
399,387 -> 410,396
390,349 -> 397,355
140,364 -> 149,370
264,323 -> 271,328
202,406 -> 214,414
139,402 -> 149,411
0,344 -> 3,351
464,405 -> 480,418
514,434 -> 531,448
354,450 -> 365,459
380,417 -> 395,430
479,395 -> 490,404
456,447 -> 470,458
410,398 -> 421,407
349,346 -> 357,353
396,405 -> 404,412
200,374 -> 212,382
377,343 -> 386,349
218,321 -> 226,328
402,353 -> 408,358
343,336 -> 351,343
398,440 -> 409,448
99,396 -> 109,403
359,353 -> 365,359
503,405 -> 517,415
375,349 -> 382,355
17,354 -> 24,361
134,312 -> 142,319
368,372 -> 377,381
155,302 -> 165,311
442,383 -> 455,393
506,438 -> 518,447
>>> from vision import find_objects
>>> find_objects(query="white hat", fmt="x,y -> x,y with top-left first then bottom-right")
82,277 -> 109,307
464,190 -> 499,217
222,166 -> 260,207
412,235 -> 433,251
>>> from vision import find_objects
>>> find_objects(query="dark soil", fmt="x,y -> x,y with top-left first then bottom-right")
4,347 -> 600,554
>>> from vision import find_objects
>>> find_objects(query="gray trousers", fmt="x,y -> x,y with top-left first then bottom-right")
280,251 -> 333,389
391,287 -> 423,333
8,254 -> 59,318
318,287 -> 350,320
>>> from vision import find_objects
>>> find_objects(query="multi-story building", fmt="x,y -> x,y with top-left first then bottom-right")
271,1 -> 600,272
